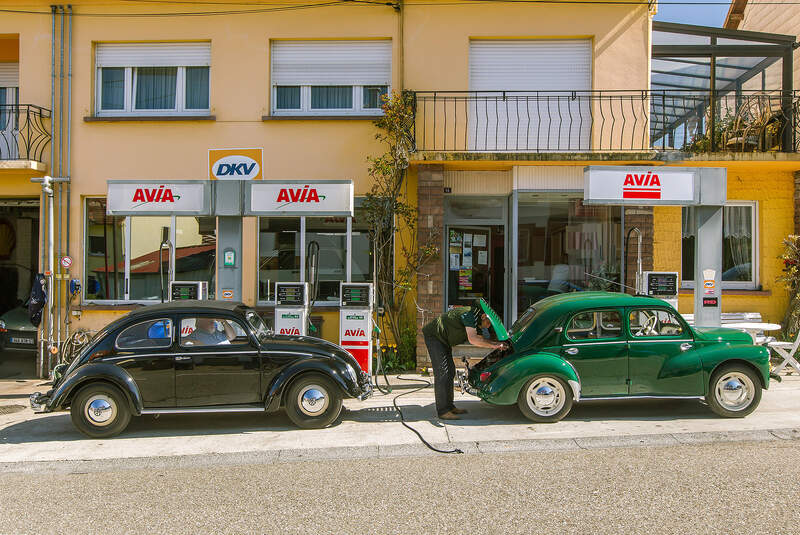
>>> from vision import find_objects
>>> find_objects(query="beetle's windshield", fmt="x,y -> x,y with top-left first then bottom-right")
245,310 -> 271,343
509,306 -> 537,337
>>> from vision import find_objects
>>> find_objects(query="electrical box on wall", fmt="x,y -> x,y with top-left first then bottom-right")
169,281 -> 209,301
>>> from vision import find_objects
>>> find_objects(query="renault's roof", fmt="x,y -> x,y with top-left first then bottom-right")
533,292 -> 674,314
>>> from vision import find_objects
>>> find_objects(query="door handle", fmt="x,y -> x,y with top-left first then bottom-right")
680,343 -> 693,351
174,355 -> 192,361
565,347 -> 579,355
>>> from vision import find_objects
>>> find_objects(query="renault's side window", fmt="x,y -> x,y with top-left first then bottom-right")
566,310 -> 622,341
629,309 -> 685,337
116,318 -> 173,349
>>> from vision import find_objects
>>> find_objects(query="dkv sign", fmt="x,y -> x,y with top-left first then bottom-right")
209,148 -> 263,180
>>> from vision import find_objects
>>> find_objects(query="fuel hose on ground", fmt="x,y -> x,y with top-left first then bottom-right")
393,375 -> 463,455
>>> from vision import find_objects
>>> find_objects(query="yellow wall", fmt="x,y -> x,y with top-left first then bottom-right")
653,162 -> 795,324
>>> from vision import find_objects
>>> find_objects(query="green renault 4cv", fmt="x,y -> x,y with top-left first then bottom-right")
461,292 -> 771,422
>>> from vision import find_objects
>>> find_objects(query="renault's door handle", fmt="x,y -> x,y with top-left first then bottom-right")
680,343 -> 693,351
174,355 -> 192,361
565,347 -> 579,355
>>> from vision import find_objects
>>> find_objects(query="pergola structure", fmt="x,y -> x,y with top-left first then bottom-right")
650,21 -> 798,151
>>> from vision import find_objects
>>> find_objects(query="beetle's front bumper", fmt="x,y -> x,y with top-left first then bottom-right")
29,391 -> 51,413
357,372 -> 373,400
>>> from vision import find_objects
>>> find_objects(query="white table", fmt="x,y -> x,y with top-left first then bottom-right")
723,322 -> 782,345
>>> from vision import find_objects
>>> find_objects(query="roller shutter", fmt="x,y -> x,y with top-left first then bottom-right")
96,42 -> 211,67
271,40 -> 391,86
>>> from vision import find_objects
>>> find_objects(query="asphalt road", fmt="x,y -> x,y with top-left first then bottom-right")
2,440 -> 798,534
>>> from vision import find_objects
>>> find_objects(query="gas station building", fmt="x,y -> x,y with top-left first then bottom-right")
0,2 -> 799,372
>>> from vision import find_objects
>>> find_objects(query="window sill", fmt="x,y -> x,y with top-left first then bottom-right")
84,115 -> 216,122
679,288 -> 771,296
262,115 -> 381,121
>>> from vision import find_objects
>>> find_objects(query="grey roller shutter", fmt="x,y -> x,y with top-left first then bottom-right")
271,40 -> 391,86
96,43 -> 211,67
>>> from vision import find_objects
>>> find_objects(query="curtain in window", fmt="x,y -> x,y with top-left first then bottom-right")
185,66 -> 209,110
363,85 -> 387,109
722,205 -> 752,282
276,86 -> 300,110
311,86 -> 352,109
135,67 -> 177,110
0,87 -> 7,130
101,67 -> 125,110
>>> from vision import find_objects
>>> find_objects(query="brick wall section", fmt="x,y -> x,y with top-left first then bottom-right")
416,164 -> 445,367
624,207 -> 655,292
795,171 -> 800,235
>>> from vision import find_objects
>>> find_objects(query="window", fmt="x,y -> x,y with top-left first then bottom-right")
180,317 -> 249,347
95,42 -> 210,116
566,310 -> 622,341
116,319 -> 173,349
307,216 -> 347,302
258,217 -> 301,302
270,40 -> 390,116
84,199 -> 216,303
681,202 -> 757,289
628,309 -> 685,338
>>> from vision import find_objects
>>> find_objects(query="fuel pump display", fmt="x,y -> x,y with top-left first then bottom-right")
339,283 -> 373,373
641,271 -> 679,310
274,282 -> 309,336
169,281 -> 209,301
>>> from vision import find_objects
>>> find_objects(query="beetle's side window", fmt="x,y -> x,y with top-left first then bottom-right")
629,309 -> 684,337
180,317 -> 249,347
566,310 -> 622,341
116,318 -> 173,349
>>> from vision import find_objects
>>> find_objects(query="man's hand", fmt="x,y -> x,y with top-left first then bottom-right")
466,327 -> 506,350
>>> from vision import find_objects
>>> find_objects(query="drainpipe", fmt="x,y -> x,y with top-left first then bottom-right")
57,4 -> 65,350
396,0 -> 404,90
45,176 -> 55,374
65,4 -> 73,337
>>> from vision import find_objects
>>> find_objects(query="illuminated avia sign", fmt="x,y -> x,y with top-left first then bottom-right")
248,180 -> 353,216
583,166 -> 698,205
209,148 -> 263,180
107,181 -> 208,214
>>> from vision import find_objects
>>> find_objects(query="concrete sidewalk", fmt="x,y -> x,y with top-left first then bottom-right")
1,374 -> 799,469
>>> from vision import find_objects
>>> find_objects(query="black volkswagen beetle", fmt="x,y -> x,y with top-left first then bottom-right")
30,301 -> 372,438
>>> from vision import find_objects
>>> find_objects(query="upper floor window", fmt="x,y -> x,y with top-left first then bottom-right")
95,42 -> 210,116
270,40 -> 390,116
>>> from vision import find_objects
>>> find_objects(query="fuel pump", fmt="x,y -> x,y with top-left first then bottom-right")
339,283 -> 373,374
169,281 -> 209,301
274,282 -> 310,336
641,271 -> 679,310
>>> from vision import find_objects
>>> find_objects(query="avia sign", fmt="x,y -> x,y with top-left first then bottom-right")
107,181 -> 209,215
583,166 -> 698,205
209,148 -> 263,180
248,180 -> 353,216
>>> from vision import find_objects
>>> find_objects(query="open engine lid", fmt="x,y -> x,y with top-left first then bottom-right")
479,298 -> 509,341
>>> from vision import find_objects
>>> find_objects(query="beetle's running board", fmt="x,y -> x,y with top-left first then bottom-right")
579,395 -> 704,402
141,405 -> 266,415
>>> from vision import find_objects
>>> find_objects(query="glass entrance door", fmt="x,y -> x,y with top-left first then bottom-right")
446,225 -> 505,318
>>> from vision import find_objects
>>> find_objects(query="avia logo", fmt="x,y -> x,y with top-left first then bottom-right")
279,327 -> 301,335
276,185 -> 327,207
346,315 -> 365,321
212,155 -> 261,179
344,329 -> 366,337
131,185 -> 181,206
281,313 -> 300,319
622,172 -> 661,200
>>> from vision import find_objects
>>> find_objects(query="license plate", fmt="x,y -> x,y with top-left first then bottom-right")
10,337 -> 34,345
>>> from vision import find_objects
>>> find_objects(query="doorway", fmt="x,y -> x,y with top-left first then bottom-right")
445,225 -> 505,318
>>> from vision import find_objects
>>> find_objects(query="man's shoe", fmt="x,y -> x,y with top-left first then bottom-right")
450,407 -> 468,415
438,410 -> 461,420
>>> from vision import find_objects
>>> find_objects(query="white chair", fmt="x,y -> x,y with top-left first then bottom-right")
768,332 -> 800,375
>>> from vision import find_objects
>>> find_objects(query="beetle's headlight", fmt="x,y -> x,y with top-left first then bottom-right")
0,319 -> 6,332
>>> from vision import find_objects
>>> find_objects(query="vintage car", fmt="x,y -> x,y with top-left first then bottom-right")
0,304 -> 38,353
30,301 -> 371,438
462,292 -> 772,422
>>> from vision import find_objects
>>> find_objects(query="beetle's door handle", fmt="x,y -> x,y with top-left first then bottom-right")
565,347 -> 579,355
174,355 -> 192,361
680,343 -> 692,351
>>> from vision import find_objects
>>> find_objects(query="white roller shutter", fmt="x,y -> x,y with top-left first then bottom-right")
271,40 -> 391,86
0,63 -> 19,87
96,42 -> 211,67
468,40 -> 592,151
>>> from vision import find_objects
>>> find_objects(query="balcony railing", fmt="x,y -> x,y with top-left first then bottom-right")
410,90 -> 800,154
0,104 -> 52,162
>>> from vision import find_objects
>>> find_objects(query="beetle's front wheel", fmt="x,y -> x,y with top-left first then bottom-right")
706,365 -> 762,418
517,375 -> 573,423
285,373 -> 343,429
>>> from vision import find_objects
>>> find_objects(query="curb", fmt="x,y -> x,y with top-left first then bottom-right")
1,427 -> 798,475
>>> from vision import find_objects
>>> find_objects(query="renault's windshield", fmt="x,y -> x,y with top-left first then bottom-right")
245,310 -> 271,343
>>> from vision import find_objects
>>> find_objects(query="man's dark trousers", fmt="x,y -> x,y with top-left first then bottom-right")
424,334 -> 455,416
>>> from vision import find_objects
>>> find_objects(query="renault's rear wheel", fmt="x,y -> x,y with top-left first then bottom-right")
517,375 -> 573,423
70,383 -> 132,438
285,373 -> 343,429
706,365 -> 762,418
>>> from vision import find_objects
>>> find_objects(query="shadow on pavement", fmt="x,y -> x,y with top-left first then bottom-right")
0,397 -> 712,445
0,351 -> 37,380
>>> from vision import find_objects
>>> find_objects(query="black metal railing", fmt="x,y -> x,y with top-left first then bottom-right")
410,90 -> 800,153
0,104 -> 52,162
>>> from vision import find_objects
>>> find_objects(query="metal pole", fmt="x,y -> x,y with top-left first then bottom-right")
46,176 -> 55,376
56,5 -> 65,351
65,4 -> 73,337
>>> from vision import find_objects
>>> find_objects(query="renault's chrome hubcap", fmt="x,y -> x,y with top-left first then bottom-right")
526,378 -> 565,417
715,372 -> 755,412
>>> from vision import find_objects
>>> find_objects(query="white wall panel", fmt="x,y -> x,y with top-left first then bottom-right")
513,166 -> 584,190
443,170 -> 512,194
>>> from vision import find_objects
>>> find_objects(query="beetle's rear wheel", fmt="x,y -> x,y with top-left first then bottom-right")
517,375 -> 573,423
70,383 -> 132,438
706,365 -> 762,418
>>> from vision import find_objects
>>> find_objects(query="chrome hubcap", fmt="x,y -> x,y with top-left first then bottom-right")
715,372 -> 755,412
526,377 -> 565,417
84,394 -> 116,426
298,385 -> 329,416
